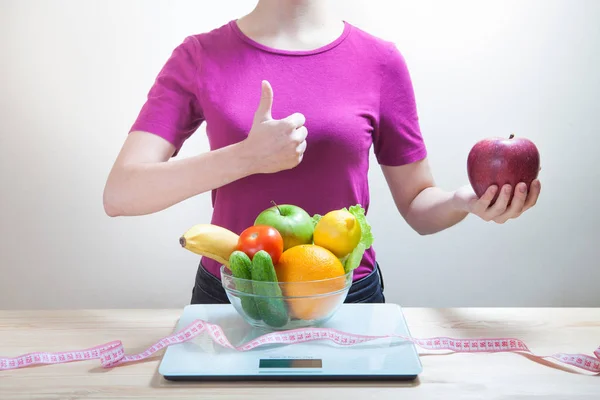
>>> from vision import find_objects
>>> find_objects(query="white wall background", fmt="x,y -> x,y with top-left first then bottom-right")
1,0 -> 599,310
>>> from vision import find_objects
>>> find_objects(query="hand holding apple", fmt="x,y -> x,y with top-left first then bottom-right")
453,133 -> 542,223
453,179 -> 541,223
467,134 -> 540,203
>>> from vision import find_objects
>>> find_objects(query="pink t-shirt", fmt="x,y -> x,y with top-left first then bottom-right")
130,20 -> 427,281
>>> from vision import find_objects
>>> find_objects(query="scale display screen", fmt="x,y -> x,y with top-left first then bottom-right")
259,359 -> 322,369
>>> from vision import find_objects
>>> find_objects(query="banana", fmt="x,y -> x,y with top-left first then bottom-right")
179,224 -> 239,267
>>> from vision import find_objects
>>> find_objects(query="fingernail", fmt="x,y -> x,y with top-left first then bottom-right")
519,184 -> 527,193
505,186 -> 511,194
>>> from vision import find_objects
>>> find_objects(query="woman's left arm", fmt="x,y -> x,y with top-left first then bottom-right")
381,157 -> 542,235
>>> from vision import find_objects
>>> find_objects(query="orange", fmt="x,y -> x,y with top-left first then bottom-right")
313,209 -> 361,258
275,245 -> 347,321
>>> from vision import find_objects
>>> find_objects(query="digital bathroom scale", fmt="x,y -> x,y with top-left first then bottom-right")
158,303 -> 422,382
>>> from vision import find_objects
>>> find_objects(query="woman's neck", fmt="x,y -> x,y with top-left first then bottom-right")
236,0 -> 344,50
254,0 -> 330,31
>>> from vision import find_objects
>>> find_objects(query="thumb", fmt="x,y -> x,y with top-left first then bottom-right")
254,80 -> 273,122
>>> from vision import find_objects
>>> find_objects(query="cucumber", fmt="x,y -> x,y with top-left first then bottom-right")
228,251 -> 261,321
250,250 -> 289,328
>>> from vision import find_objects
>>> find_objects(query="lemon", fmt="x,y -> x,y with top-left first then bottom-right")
313,210 -> 362,258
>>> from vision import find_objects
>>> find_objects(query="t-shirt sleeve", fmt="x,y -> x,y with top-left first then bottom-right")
129,36 -> 204,156
372,43 -> 427,166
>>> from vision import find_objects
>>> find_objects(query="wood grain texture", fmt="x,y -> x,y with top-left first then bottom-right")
0,308 -> 599,399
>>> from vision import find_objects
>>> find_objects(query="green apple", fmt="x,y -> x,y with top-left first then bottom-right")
254,202 -> 314,251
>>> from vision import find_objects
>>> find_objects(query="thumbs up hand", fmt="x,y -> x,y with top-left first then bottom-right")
242,81 -> 308,174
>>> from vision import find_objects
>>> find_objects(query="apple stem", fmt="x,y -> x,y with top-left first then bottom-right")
509,133 -> 515,139
271,200 -> 282,215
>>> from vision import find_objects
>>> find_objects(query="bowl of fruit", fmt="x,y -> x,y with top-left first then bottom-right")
180,203 -> 373,331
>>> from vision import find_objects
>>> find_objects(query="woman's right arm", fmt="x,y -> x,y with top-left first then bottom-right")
103,130 -> 251,217
103,81 -> 307,217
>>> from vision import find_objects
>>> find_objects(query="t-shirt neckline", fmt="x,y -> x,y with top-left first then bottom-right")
228,19 -> 352,56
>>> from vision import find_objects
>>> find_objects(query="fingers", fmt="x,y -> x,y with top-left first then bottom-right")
470,185 -> 498,216
487,180 -> 541,223
292,127 -> 308,164
470,180 -> 541,224
254,80 -> 274,122
493,183 -> 527,223
509,182 -> 528,213
487,184 -> 512,216
296,139 -> 307,155
522,180 -> 541,212
290,126 -> 308,143
282,112 -> 306,129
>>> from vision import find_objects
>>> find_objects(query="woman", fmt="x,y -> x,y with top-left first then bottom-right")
103,0 -> 541,304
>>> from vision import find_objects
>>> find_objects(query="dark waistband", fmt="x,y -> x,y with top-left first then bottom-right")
345,263 -> 384,303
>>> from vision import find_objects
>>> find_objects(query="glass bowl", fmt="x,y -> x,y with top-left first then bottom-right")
220,265 -> 353,331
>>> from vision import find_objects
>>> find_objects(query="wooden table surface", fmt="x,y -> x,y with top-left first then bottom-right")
0,307 -> 598,399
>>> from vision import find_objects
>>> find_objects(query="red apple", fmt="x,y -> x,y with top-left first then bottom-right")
467,134 -> 540,205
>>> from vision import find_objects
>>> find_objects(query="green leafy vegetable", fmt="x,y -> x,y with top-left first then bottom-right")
343,243 -> 366,274
347,204 -> 374,249
342,204 -> 374,273
311,213 -> 322,229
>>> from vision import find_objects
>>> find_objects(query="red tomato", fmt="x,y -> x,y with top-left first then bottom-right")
237,225 -> 284,263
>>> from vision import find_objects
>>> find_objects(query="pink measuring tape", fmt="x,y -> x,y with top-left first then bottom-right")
1,318 -> 599,374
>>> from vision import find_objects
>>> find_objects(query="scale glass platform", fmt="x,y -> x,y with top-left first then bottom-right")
159,303 -> 422,381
